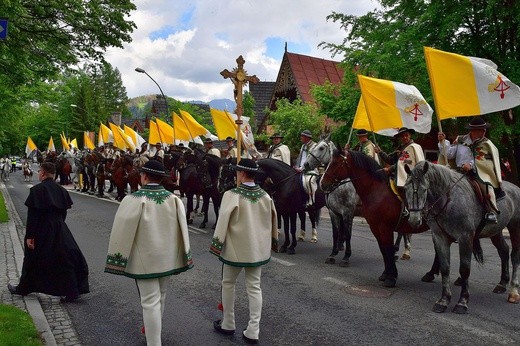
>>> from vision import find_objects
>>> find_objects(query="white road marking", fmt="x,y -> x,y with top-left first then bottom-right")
270,257 -> 296,266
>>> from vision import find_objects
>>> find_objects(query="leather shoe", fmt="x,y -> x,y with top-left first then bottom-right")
242,330 -> 259,344
7,283 -> 23,295
60,295 -> 79,303
213,320 -> 234,335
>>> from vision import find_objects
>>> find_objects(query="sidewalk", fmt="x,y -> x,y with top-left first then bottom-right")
0,182 -> 81,346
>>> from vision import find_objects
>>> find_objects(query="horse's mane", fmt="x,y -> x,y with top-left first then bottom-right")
347,150 -> 386,182
417,161 -> 472,195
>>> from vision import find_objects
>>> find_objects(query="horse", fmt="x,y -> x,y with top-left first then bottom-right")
22,162 -> 33,182
303,137 -> 361,265
1,161 -> 10,181
256,158 -> 325,254
179,148 -> 221,228
110,155 -> 137,201
320,149 -> 430,287
404,161 -> 520,313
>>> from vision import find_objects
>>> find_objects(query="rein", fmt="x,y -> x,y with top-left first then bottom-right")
262,169 -> 300,194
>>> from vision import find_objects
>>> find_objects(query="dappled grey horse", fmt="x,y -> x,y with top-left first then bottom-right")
304,136 -> 360,265
405,161 -> 520,314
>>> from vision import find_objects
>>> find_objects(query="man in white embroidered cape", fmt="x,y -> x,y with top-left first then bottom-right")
105,160 -> 193,346
210,158 -> 278,344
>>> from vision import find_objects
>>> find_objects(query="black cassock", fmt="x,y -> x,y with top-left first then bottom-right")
17,177 -> 89,298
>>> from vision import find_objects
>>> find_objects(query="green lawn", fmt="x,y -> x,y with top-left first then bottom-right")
0,192 -> 9,222
0,304 -> 42,345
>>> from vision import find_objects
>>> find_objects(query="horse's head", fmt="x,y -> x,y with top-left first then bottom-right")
404,161 -> 430,229
218,158 -> 237,193
320,149 -> 351,192
304,136 -> 335,171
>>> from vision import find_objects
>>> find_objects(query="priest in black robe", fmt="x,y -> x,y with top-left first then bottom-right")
8,162 -> 89,302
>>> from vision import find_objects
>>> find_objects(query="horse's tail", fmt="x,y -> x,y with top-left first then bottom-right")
472,235 -> 485,266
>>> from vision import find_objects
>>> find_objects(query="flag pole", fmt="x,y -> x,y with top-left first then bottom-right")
346,126 -> 354,146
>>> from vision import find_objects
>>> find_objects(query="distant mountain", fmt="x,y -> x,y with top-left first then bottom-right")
126,95 -> 236,118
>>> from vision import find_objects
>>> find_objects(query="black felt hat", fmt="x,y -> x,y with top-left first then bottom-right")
231,158 -> 259,173
270,132 -> 284,139
300,130 -> 313,138
394,127 -> 416,138
356,129 -> 369,136
204,138 -> 213,143
465,117 -> 491,129
139,159 -> 169,177
225,136 -> 234,141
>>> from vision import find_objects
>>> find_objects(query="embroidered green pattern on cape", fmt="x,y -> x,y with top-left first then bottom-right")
132,185 -> 171,204
105,252 -> 128,275
230,184 -> 266,203
210,237 -> 223,256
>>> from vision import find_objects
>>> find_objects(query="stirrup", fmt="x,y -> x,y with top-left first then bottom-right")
485,212 -> 498,224
401,207 -> 409,218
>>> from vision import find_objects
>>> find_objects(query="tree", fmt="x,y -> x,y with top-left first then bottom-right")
267,98 -> 326,153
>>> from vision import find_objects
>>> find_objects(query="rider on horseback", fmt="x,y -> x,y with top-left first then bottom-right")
437,117 -> 502,223
266,133 -> 291,165
347,129 -> 381,165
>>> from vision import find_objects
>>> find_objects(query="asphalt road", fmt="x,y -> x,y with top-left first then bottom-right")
5,170 -> 520,345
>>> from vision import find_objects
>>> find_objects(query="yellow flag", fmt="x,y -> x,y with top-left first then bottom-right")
156,118 -> 174,144
424,46 -> 520,120
109,123 -> 135,152
70,138 -> 78,149
358,75 -> 433,136
99,123 -> 113,144
84,132 -> 95,150
60,133 -> 70,151
210,108 -> 237,139
148,120 -> 162,145
48,136 -> 56,152
178,110 -> 210,138
25,137 -> 38,157
173,113 -> 193,141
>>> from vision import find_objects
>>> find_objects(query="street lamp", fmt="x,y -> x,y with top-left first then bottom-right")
134,67 -> 171,119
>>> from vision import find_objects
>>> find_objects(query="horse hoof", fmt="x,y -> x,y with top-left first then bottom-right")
492,284 -> 507,294
432,303 -> 448,313
400,254 -> 411,260
508,293 -> 520,304
287,248 -> 295,255
383,278 -> 396,288
452,304 -> 468,314
453,277 -> 463,286
339,260 -> 349,267
325,257 -> 336,264
421,272 -> 436,283
310,238 -> 318,243
279,246 -> 287,253
378,273 -> 386,282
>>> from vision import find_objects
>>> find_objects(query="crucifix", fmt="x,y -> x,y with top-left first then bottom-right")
220,55 -> 259,163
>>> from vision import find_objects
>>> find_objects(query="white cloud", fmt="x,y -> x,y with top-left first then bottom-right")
105,0 -> 380,102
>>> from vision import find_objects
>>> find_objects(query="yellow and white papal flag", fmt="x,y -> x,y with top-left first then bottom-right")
48,136 -> 56,152
25,137 -> 38,157
424,46 -> 520,120
357,75 -> 433,136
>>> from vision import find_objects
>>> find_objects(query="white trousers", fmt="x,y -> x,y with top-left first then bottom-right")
136,276 -> 171,346
221,265 -> 262,340
302,174 -> 317,205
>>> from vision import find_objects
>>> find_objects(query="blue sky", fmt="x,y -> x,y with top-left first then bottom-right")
104,0 -> 380,102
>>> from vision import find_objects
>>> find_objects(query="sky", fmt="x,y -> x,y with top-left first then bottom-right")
104,0 -> 380,103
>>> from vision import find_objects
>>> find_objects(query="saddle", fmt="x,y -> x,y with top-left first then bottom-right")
466,177 -> 485,205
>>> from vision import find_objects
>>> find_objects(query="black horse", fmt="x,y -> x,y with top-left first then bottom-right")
256,158 -> 325,254
179,148 -> 222,228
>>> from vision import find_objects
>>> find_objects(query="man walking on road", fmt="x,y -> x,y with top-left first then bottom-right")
8,162 -> 90,302
105,160 -> 193,346
210,158 -> 278,344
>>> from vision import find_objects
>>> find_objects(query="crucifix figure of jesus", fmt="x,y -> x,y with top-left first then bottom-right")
220,55 -> 259,163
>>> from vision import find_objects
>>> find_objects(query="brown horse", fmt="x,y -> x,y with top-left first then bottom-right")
22,163 -> 33,182
110,155 -> 138,201
320,149 -> 429,287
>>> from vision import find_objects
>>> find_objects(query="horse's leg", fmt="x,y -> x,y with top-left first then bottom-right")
452,236 -> 473,314
308,208 -> 318,243
340,214 -> 353,267
375,225 -> 398,288
186,192 -> 194,225
297,210 -> 306,241
279,214 -> 290,253
507,227 -> 520,304
400,234 -> 412,260
393,232 -> 403,260
422,252 -> 440,282
432,232 -> 452,313
199,193 -> 210,229
211,190 -> 221,229
489,232 -> 510,293
287,213 -> 298,255
326,211 -> 341,264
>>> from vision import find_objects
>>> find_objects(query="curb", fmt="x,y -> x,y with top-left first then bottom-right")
1,183 -> 57,346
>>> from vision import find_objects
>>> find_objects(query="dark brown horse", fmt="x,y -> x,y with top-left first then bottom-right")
110,155 -> 139,201
320,149 -> 429,287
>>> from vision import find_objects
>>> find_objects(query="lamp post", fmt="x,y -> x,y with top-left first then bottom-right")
135,68 -> 170,118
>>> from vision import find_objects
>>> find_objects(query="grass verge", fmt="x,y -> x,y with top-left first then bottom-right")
0,304 -> 42,345
0,192 -> 9,222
